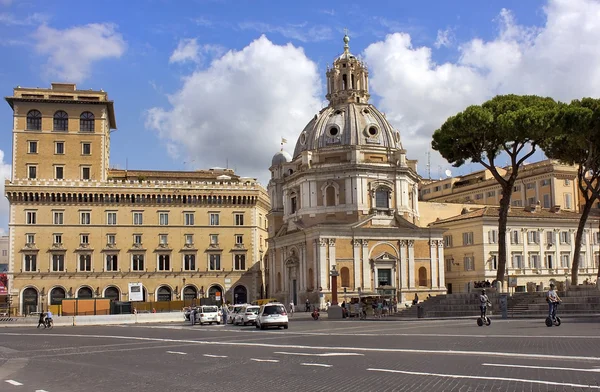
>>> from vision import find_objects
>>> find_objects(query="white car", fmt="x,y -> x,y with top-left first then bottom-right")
234,305 -> 260,325
255,303 -> 289,330
227,304 -> 247,324
195,305 -> 221,325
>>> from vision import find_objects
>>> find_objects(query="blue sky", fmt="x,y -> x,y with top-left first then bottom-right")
2,0 -> 600,230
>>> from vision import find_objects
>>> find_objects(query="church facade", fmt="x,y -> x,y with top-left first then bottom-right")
267,35 -> 446,307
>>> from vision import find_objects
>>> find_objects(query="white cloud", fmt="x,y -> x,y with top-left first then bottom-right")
364,0 -> 600,174
32,23 -> 126,82
0,12 -> 47,26
169,38 -> 225,65
238,22 -> 332,42
0,0 -> 13,7
0,150 -> 12,232
169,38 -> 200,64
434,27 -> 454,48
146,35 -> 322,184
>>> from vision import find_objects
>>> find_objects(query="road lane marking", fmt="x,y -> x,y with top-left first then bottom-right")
483,363 -> 600,373
275,351 -> 364,357
5,380 -> 23,385
166,351 -> 187,355
301,363 -> 332,367
367,368 -> 600,389
203,354 -> 228,358
36,390 -> 49,392
5,332 -> 600,362
250,358 -> 279,363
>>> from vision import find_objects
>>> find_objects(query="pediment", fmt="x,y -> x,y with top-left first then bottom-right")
373,252 -> 397,261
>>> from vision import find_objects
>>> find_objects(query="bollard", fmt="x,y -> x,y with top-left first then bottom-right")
500,294 -> 508,319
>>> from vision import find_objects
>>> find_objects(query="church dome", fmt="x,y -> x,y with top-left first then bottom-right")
271,150 -> 292,167
293,34 -> 402,158
293,104 -> 402,158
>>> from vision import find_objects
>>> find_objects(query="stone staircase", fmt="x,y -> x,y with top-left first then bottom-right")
393,286 -> 600,318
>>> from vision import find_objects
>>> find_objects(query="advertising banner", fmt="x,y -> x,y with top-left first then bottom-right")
128,283 -> 143,302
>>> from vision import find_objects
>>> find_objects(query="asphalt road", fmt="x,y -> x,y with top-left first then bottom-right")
1,316 -> 600,392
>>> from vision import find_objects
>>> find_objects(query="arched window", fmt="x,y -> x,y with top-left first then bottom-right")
183,286 -> 197,301
277,272 -> 282,292
77,286 -> 93,298
418,267 -> 428,287
307,268 -> 314,291
375,188 -> 390,209
233,285 -> 247,304
104,286 -> 120,300
53,110 -> 68,131
340,267 -> 350,287
342,74 -> 347,90
50,287 -> 66,305
157,286 -> 172,301
326,186 -> 336,206
80,111 -> 95,132
27,110 -> 42,130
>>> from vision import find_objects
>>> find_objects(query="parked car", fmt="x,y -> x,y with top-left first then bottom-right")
227,304 -> 247,324
255,303 -> 288,330
195,305 -> 221,325
234,305 -> 260,325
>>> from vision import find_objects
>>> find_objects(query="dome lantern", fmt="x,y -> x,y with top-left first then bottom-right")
325,33 -> 370,106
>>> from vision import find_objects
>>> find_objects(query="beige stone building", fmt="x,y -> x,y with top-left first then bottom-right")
431,205 -> 599,293
5,83 -> 269,314
420,160 -> 579,211
0,235 -> 8,272
267,35 -> 446,307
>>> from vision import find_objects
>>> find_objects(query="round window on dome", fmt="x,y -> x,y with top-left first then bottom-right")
368,126 -> 378,137
395,131 -> 400,143
328,126 -> 340,137
300,133 -> 307,145
363,109 -> 370,114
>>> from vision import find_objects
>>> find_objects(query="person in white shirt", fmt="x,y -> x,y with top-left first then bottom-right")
547,283 -> 561,318
479,289 -> 490,318
289,302 -> 294,317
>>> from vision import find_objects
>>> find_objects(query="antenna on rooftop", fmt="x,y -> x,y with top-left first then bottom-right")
426,151 -> 431,180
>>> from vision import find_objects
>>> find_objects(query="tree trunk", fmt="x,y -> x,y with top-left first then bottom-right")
571,199 -> 593,286
496,185 -> 513,286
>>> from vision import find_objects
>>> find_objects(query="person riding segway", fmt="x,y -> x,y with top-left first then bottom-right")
477,289 -> 492,326
545,283 -> 562,327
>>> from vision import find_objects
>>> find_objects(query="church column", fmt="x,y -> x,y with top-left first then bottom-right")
408,240 -> 415,289
299,242 -> 306,291
318,239 -> 328,290
353,240 -> 361,290
362,240 -> 371,290
437,240 -> 445,289
281,247 -> 287,293
399,240 -> 408,290
328,239 -> 336,272
429,240 -> 438,289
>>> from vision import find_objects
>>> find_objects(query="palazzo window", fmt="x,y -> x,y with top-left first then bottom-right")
52,254 -> 65,272
184,234 -> 193,245
132,254 -> 144,271
24,254 -> 37,271
107,234 -> 116,245
79,254 -> 92,271
234,254 -> 246,270
28,165 -> 37,179
27,110 -> 42,130
26,211 -> 37,225
159,212 -> 169,226
107,211 -> 117,225
184,254 -> 196,270
106,254 -> 118,271
234,213 -> 244,226
184,212 -> 195,226
28,141 -> 38,154
53,110 -> 68,131
157,254 -> 170,271
209,213 -> 219,226
80,211 -> 91,225
55,166 -> 64,180
80,111 -> 95,132
55,141 -> 65,154
53,211 -> 64,225
133,212 -> 143,225
209,254 -> 221,270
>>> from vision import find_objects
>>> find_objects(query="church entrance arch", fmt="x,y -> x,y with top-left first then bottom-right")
233,285 -> 247,304
285,250 -> 299,305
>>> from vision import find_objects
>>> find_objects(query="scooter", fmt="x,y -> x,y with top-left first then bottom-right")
311,308 -> 320,320
545,302 -> 561,327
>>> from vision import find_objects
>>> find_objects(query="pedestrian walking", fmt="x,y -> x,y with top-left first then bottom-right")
289,302 -> 295,317
221,306 -> 228,325
305,298 -> 310,312
190,307 -> 196,326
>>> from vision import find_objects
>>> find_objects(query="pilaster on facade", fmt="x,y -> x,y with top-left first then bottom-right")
436,240 -> 444,289
298,242 -> 306,291
361,239 -> 370,290
352,239 -> 361,290
317,238 -> 328,290
407,240 -> 415,289
328,238 -> 336,271
429,240 -> 438,289
399,240 -> 408,290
